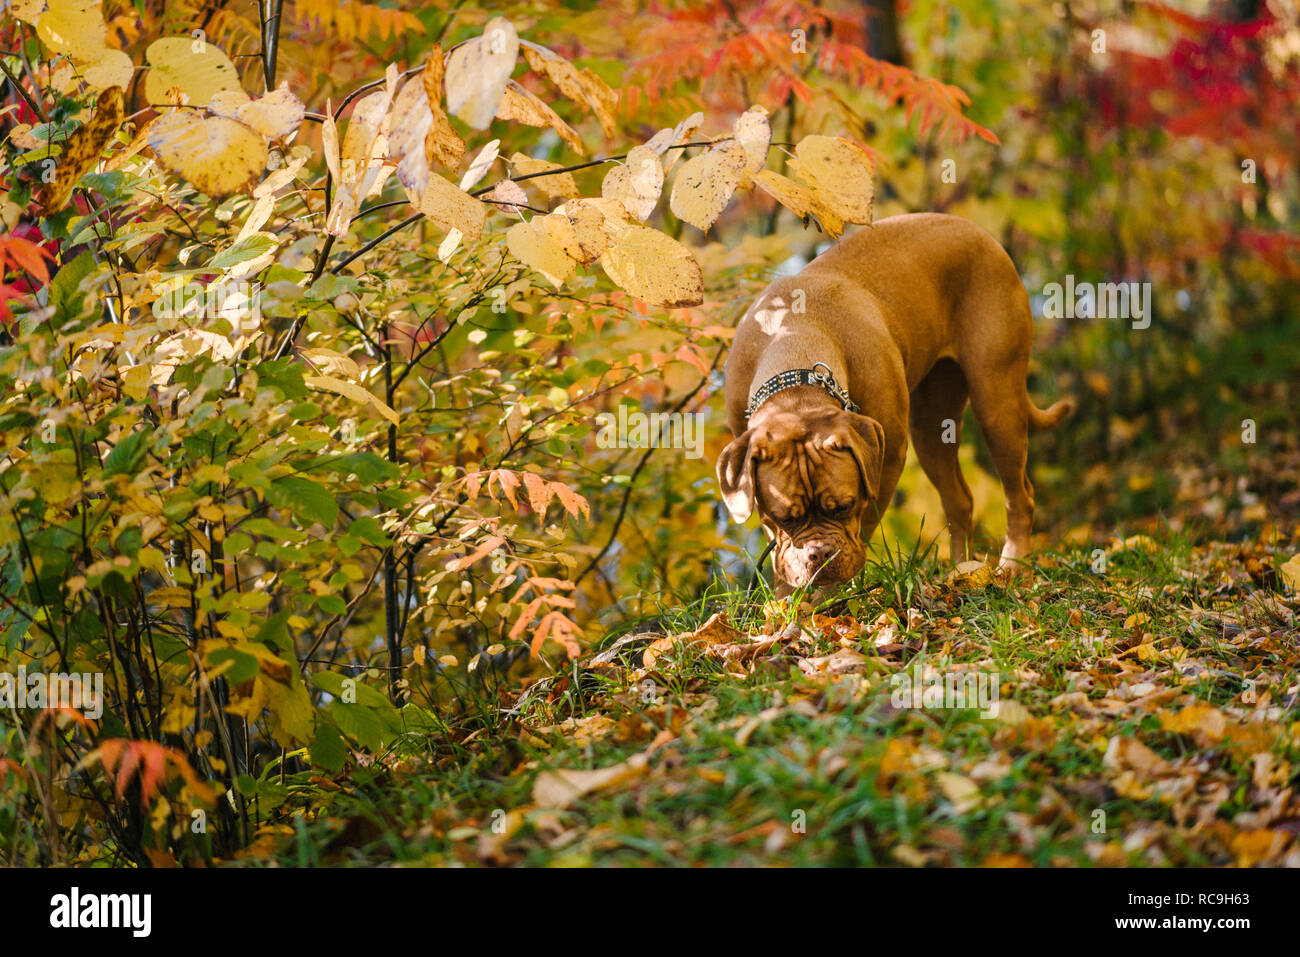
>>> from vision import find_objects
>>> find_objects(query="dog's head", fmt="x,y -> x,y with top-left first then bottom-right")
716,407 -> 886,589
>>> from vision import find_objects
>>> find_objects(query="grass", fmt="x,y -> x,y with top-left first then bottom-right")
236,525 -> 1300,867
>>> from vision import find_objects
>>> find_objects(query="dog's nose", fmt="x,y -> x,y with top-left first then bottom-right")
805,542 -> 835,568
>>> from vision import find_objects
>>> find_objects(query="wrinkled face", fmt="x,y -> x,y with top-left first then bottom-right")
716,407 -> 886,590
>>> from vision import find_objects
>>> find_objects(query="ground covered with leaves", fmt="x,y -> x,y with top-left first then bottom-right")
233,519 -> 1300,868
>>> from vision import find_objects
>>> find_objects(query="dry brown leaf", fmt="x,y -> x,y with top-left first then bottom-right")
521,43 -> 618,138
601,145 -> 663,222
422,47 -> 464,169
531,755 -> 647,809
669,140 -> 746,231
496,81 -> 584,156
38,84 -> 122,212
445,17 -> 518,130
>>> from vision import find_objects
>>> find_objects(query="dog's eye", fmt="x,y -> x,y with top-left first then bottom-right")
826,501 -> 854,518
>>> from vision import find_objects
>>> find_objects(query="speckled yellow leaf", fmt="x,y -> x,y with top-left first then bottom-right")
543,207 -> 606,263
445,17 -> 518,129
601,145 -> 662,222
148,108 -> 267,197
669,140 -> 745,231
789,135 -> 874,224
507,218 -> 576,288
412,175 -> 487,240
38,84 -> 122,212
143,36 -> 242,107
599,223 -> 702,307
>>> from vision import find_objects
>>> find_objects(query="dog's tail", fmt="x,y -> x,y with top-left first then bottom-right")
1027,396 -> 1076,431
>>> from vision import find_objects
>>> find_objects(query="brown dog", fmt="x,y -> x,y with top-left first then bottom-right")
717,213 -> 1074,592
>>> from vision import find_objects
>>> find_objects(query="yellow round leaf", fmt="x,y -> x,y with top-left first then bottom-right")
669,140 -> 746,231
599,224 -> 702,307
144,36 -> 242,107
147,109 -> 267,197
82,48 -> 134,91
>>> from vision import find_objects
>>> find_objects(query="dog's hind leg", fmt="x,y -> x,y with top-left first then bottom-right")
965,358 -> 1037,571
909,358 -> 975,562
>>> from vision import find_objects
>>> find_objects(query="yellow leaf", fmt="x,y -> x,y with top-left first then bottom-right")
411,175 -> 488,240
507,218 -> 577,288
146,587 -> 193,608
601,145 -> 662,222
1279,554 -> 1300,591
1159,704 -> 1227,744
789,135 -> 874,228
208,85 -> 304,140
144,36 -> 242,107
669,140 -> 746,231
753,169 -> 815,219
509,152 -> 579,200
445,17 -> 518,129
36,0 -> 107,64
458,139 -> 499,192
304,374 -> 399,426
121,363 -> 150,402
148,108 -> 266,197
83,48 -> 134,91
599,222 -> 702,307
732,105 -> 770,173
541,207 -> 606,264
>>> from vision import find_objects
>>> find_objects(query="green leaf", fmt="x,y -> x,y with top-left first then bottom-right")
102,429 -> 150,478
207,648 -> 259,683
310,722 -> 347,772
208,234 -> 278,270
266,475 -> 338,527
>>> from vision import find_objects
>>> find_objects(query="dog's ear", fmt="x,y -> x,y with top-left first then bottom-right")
824,412 -> 886,501
716,429 -> 759,523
